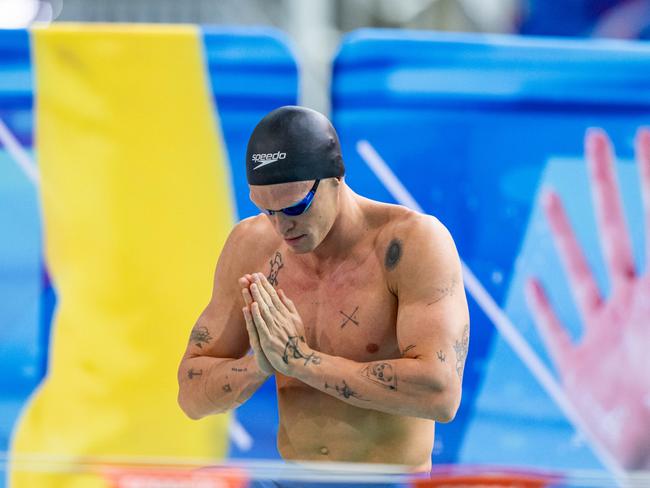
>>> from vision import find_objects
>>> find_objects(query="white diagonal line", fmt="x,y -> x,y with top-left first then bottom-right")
0,116 -> 39,186
357,139 -> 626,483
229,412 -> 254,451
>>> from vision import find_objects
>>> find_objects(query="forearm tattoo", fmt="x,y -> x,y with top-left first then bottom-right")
187,368 -> 203,379
282,336 -> 321,366
401,344 -> 422,359
324,380 -> 368,401
267,251 -> 284,286
360,362 -> 397,390
453,323 -> 469,380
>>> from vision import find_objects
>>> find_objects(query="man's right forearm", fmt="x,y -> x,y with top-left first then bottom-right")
178,354 -> 270,419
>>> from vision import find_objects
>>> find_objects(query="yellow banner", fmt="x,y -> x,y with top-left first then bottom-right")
10,23 -> 234,487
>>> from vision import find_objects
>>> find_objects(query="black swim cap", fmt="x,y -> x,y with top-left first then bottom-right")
246,106 -> 345,185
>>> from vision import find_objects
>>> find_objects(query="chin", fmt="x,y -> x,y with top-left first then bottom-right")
289,236 -> 317,254
290,242 -> 314,254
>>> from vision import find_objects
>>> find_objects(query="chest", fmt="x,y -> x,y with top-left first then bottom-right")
271,252 -> 400,362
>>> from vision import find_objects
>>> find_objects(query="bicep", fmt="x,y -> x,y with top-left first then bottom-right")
396,281 -> 469,366
395,218 -> 469,374
184,296 -> 250,360
182,229 -> 252,361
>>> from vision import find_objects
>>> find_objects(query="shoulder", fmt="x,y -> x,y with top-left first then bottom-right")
375,205 -> 455,267
226,214 -> 278,250
374,206 -> 460,293
217,214 -> 281,274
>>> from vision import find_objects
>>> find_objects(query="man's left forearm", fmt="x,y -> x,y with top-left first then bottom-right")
288,348 -> 460,421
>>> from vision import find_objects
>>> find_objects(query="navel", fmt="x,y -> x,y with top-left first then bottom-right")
366,343 -> 379,354
320,446 -> 329,455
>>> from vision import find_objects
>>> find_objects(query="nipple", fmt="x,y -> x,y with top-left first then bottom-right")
366,343 -> 379,354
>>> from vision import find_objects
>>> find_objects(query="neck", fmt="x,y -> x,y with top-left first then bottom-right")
294,184 -> 367,273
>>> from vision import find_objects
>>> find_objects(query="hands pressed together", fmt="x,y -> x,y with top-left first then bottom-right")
239,273 -> 320,378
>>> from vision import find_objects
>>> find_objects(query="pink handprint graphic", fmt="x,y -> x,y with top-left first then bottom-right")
525,128 -> 650,470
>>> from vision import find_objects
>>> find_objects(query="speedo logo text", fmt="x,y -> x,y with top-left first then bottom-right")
252,151 -> 287,170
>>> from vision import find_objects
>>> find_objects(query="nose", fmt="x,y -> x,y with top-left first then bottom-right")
271,213 -> 296,236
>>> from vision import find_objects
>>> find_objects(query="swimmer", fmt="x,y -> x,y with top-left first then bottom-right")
177,106 -> 469,472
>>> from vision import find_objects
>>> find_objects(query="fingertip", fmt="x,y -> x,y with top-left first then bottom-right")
636,127 -> 650,156
585,126 -> 605,137
540,189 -> 564,228
585,128 -> 612,167
540,187 -> 558,210
585,127 -> 607,148
524,277 -> 540,300
524,277 -> 550,314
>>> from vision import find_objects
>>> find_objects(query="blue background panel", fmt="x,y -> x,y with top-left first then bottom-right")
332,28 -> 650,469
0,29 -> 41,460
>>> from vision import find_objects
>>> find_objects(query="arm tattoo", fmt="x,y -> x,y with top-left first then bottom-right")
427,276 -> 458,306
384,238 -> 403,271
282,336 -> 321,366
401,344 -> 422,359
436,350 -> 446,362
401,344 -> 416,356
360,362 -> 397,390
187,368 -> 203,379
267,251 -> 284,286
324,380 -> 368,401
190,325 -> 212,349
453,323 -> 469,380
339,306 -> 360,328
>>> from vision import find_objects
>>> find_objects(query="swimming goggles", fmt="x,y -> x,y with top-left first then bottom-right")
262,179 -> 320,217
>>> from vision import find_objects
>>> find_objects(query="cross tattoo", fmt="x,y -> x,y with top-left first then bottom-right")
339,306 -> 360,328
187,368 -> 203,379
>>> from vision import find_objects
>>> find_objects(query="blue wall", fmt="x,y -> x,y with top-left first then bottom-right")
332,28 -> 650,469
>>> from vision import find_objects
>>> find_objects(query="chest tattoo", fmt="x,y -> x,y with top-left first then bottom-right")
339,306 -> 360,328
267,251 -> 284,286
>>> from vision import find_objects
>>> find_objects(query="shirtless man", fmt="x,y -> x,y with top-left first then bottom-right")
177,106 -> 470,472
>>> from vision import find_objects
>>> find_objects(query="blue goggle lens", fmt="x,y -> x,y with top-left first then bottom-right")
265,180 -> 320,217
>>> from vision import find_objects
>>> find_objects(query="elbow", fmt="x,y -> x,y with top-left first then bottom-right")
177,388 -> 204,420
177,380 -> 229,419
425,374 -> 461,422
177,365 -> 202,420
433,398 -> 459,423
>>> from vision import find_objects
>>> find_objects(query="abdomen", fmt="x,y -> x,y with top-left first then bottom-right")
276,379 -> 434,468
